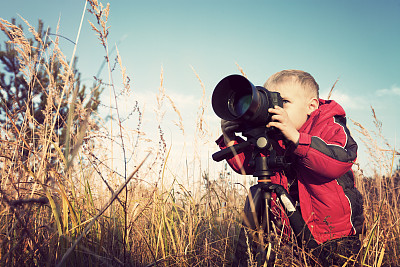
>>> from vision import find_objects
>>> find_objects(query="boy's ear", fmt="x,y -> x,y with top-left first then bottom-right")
307,98 -> 319,115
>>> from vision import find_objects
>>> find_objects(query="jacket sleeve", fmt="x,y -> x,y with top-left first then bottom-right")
293,116 -> 357,180
216,135 -> 255,175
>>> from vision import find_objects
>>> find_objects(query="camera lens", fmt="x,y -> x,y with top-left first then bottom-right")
212,75 -> 282,130
229,93 -> 252,117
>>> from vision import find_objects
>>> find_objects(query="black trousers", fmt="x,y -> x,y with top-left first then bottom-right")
311,235 -> 361,266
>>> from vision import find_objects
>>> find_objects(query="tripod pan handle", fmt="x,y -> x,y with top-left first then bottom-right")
212,141 -> 251,162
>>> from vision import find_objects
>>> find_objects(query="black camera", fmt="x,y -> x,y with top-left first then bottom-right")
212,75 -> 283,131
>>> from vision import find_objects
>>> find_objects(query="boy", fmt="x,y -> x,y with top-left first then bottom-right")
217,70 -> 364,265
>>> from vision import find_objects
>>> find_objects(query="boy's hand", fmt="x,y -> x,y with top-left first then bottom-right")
267,106 -> 300,145
221,119 -> 240,147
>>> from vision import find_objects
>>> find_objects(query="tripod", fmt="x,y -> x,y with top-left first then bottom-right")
213,127 -> 318,266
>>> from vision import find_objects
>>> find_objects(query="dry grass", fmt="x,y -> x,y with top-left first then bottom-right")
0,1 -> 399,266
351,112 -> 400,267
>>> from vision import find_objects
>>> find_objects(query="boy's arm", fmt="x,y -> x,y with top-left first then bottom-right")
217,119 -> 255,175
293,116 -> 357,179
216,135 -> 255,175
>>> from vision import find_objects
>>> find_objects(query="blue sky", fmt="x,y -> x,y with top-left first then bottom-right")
1,0 -> 400,174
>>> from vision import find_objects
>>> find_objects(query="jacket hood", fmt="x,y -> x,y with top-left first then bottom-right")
318,99 -> 346,117
299,99 -> 346,133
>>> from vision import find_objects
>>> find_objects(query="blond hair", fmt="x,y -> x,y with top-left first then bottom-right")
264,70 -> 319,99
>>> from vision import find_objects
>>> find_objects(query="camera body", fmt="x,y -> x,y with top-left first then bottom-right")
212,75 -> 283,132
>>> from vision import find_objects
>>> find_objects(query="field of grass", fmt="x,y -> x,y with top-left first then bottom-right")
0,1 -> 399,266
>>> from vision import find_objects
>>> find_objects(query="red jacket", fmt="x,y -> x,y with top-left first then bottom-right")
217,99 -> 364,244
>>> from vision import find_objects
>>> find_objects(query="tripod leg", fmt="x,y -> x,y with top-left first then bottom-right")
232,226 -> 251,267
233,184 -> 269,266
262,191 -> 276,266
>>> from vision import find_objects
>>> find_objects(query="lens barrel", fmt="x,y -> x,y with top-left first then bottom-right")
212,75 -> 282,128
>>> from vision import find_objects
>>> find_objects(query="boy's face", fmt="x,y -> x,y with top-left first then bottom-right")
269,82 -> 317,130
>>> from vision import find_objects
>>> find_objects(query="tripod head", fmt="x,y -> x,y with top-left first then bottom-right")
212,126 -> 290,180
